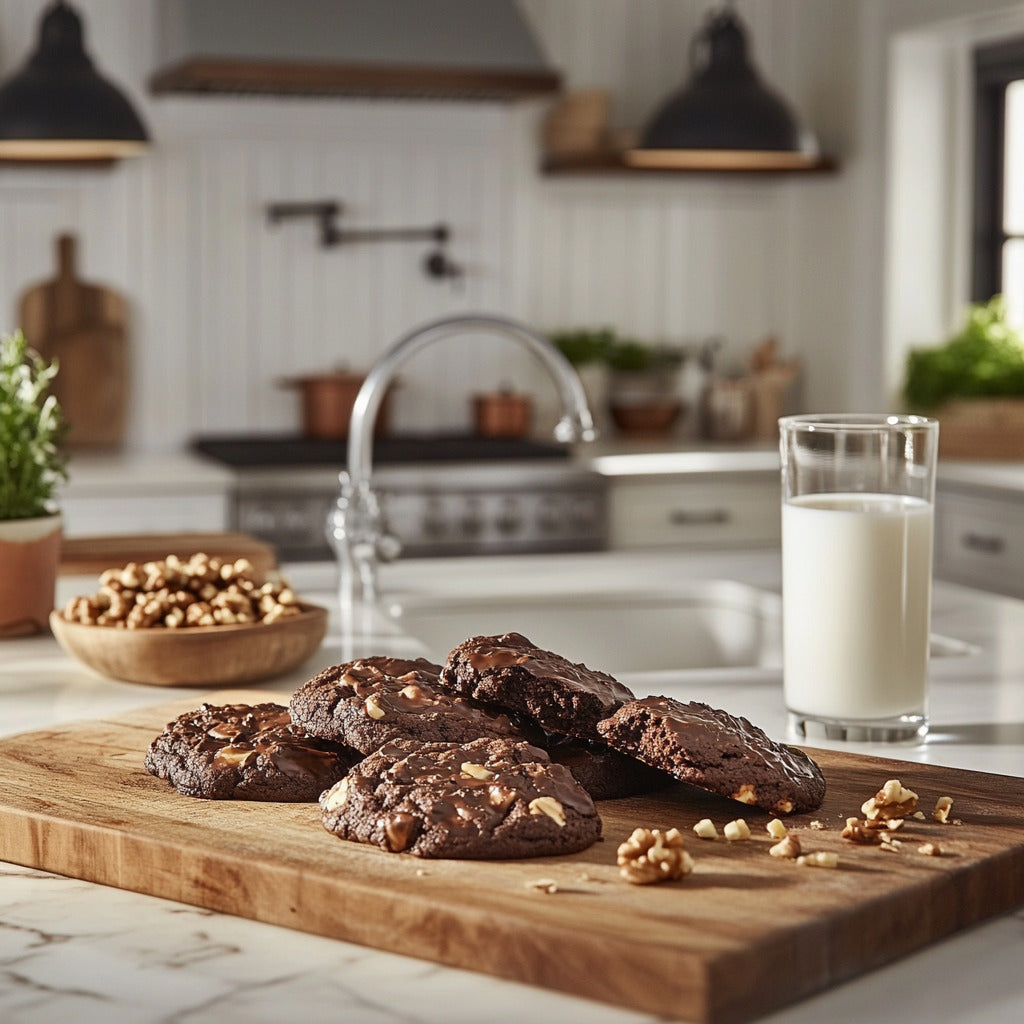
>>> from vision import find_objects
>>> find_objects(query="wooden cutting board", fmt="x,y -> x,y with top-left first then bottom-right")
0,691 -> 1022,1024
18,233 -> 129,449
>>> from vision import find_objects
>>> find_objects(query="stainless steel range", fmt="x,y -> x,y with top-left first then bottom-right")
194,435 -> 608,561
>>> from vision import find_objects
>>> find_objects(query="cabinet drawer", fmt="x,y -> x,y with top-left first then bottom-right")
609,476 -> 780,549
936,490 -> 1024,597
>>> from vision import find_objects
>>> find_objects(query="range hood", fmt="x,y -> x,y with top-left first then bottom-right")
149,0 -> 561,102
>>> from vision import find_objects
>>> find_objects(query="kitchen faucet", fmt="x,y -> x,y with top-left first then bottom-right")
326,313 -> 598,618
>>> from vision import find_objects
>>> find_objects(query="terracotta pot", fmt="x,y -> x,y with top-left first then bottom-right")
0,513 -> 62,638
280,372 -> 393,440
473,391 -> 533,439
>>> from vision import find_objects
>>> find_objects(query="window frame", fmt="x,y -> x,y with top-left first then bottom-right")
972,36 -> 1024,303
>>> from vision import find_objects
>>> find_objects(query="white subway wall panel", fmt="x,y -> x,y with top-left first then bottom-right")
0,0 -> 866,452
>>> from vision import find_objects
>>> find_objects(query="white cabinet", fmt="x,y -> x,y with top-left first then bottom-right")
607,473 -> 781,549
935,486 -> 1024,599
58,454 -> 233,537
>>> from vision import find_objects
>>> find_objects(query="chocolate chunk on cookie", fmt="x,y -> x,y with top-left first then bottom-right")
320,736 -> 602,859
289,656 -> 522,754
440,632 -> 634,742
145,702 -> 359,802
597,696 -> 826,814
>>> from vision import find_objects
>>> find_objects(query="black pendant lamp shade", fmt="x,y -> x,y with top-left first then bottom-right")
628,4 -> 818,170
0,1 -> 149,162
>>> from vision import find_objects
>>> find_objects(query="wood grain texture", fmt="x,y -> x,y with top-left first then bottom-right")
18,234 -> 129,449
0,691 -> 1022,1024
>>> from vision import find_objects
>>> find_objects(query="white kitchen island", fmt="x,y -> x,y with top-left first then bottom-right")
1,547 -> 1022,1024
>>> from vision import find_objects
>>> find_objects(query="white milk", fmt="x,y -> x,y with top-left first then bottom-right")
782,492 -> 933,721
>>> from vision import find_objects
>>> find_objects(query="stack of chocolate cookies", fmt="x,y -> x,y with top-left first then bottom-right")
145,631 -> 825,860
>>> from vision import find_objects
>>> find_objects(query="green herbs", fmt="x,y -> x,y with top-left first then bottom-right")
0,329 -> 68,520
903,297 -> 1024,411
551,326 -> 684,372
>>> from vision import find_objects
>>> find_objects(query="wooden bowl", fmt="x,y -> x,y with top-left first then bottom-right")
609,399 -> 684,438
49,603 -> 328,687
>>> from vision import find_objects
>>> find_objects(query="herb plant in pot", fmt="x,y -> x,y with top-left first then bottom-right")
0,330 -> 68,636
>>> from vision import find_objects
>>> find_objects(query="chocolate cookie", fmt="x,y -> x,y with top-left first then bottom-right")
320,736 -> 602,859
543,733 -> 670,801
145,702 -> 360,802
596,697 -> 826,815
440,632 -> 635,742
289,656 -> 523,754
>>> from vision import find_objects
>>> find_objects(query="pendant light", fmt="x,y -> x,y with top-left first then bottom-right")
0,1 -> 149,163
627,1 -> 819,171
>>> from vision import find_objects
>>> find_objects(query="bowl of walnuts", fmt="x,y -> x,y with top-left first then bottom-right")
51,552 -> 328,686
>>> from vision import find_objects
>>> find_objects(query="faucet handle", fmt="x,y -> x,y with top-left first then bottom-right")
376,533 -> 403,563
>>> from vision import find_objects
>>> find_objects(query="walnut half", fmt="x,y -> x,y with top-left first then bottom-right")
617,827 -> 694,886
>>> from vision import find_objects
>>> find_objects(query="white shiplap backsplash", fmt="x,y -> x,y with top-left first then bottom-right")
0,0 -> 829,451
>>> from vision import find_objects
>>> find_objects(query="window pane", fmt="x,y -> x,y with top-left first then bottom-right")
1002,238 -> 1024,327
1004,80 -> 1024,234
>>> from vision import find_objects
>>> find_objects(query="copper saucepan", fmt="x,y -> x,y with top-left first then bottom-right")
279,371 -> 394,440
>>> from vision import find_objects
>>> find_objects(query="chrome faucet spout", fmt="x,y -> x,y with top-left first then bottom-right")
327,313 -> 598,616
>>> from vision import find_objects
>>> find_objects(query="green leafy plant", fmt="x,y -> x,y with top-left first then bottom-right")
606,337 -> 685,374
0,329 -> 68,521
903,296 -> 1024,411
549,326 -> 616,367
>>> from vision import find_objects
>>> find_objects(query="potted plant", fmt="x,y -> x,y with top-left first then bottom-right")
606,337 -> 687,437
903,296 -> 1024,458
0,329 -> 68,636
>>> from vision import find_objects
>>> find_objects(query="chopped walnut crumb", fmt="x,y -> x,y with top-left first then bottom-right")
861,779 -> 918,821
692,818 -> 719,840
933,796 -> 954,824
797,851 -> 839,869
769,835 -> 802,859
766,818 -> 788,840
918,842 -> 942,857
525,879 -> 559,894
842,818 -> 883,845
809,820 -> 826,830
617,828 -> 694,885
723,819 -> 751,841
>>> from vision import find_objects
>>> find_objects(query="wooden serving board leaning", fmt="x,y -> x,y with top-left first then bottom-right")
0,691 -> 1022,1024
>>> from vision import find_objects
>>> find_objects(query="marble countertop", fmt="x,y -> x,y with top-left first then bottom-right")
2,548 -> 1023,1024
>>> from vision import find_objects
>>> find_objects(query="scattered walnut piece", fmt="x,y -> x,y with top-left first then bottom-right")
766,818 -> 788,840
809,820 -> 826,831
528,796 -> 566,827
842,817 -> 883,845
933,796 -> 954,824
525,878 -> 559,894
692,818 -> 719,840
797,851 -> 839,869
617,828 -> 694,885
769,835 -> 802,859
861,779 -> 918,821
723,819 -> 751,841
918,842 -> 942,857
913,810 -> 926,820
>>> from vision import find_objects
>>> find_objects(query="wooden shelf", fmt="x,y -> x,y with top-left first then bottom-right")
541,150 -> 837,176
150,59 -> 561,102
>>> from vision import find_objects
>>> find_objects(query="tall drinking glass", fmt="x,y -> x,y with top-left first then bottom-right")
778,414 -> 939,742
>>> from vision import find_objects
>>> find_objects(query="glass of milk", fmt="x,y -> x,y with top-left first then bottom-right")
778,414 -> 939,742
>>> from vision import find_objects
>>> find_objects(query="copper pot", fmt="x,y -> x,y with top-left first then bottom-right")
472,391 -> 533,439
281,371 -> 392,440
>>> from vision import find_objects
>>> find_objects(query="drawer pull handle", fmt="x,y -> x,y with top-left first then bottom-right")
961,532 -> 1005,555
669,508 -> 731,526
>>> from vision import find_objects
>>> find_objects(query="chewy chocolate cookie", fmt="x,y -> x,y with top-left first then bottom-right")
596,697 -> 826,815
440,632 -> 635,742
543,733 -> 670,801
289,656 -> 523,754
145,702 -> 360,802
320,736 -> 602,859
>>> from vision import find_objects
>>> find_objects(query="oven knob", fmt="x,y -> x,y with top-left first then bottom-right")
495,497 -> 522,535
460,496 -> 484,537
536,495 -> 562,533
422,496 -> 447,538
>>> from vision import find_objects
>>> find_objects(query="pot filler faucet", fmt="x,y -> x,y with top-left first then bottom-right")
326,313 -> 598,615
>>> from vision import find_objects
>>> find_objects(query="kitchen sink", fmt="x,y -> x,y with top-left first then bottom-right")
386,579 -> 783,674
385,579 -> 978,677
